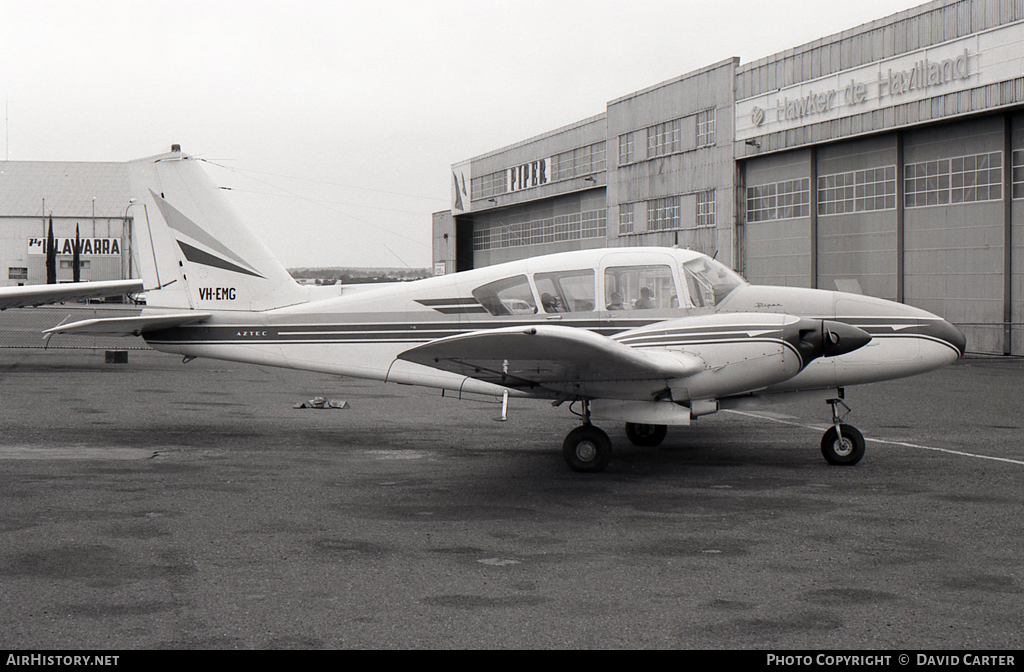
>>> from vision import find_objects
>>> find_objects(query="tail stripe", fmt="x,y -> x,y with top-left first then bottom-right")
176,241 -> 265,278
150,189 -> 262,276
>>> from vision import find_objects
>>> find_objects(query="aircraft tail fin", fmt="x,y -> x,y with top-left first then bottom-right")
127,148 -> 309,312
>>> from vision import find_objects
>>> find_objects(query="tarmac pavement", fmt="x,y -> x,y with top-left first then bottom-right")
0,349 -> 1021,649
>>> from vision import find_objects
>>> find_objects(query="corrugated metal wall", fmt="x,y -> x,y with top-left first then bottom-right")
607,60 -> 737,265
738,0 -> 1024,100
736,0 -> 1024,157
742,112 -> 1023,355
737,0 -> 1024,355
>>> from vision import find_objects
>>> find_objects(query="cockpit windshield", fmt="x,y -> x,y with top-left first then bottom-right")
472,275 -> 537,316
682,257 -> 746,307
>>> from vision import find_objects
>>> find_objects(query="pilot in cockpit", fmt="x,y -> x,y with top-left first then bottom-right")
635,286 -> 655,309
541,292 -> 561,313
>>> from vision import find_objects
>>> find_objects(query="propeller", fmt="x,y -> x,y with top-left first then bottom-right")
795,319 -> 871,364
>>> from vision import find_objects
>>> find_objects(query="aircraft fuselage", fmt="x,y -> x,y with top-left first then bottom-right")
140,247 -> 965,405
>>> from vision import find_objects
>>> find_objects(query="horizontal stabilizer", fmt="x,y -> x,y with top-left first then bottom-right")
0,279 -> 144,311
43,312 -> 212,337
398,324 -> 706,390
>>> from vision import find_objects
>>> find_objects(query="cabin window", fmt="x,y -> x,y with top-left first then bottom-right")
534,269 -> 595,313
682,257 -> 745,307
472,275 -> 537,316
604,265 -> 677,310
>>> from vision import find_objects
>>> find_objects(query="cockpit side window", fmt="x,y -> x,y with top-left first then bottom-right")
472,275 -> 537,316
534,269 -> 595,313
682,257 -> 745,307
604,265 -> 678,311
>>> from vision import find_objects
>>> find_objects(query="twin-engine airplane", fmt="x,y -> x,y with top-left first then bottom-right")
45,149 -> 966,472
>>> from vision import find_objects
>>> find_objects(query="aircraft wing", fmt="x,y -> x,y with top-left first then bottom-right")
397,324 -> 705,391
42,312 -> 212,337
0,279 -> 144,311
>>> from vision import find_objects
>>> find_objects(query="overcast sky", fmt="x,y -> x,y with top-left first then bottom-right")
1,0 -> 925,269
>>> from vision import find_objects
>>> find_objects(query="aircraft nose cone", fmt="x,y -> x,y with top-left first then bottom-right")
933,319 -> 967,358
821,320 -> 872,358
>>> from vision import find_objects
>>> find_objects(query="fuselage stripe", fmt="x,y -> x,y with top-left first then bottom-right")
142,317 -> 963,354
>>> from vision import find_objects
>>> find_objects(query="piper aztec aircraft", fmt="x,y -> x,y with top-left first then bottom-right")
45,149 -> 966,472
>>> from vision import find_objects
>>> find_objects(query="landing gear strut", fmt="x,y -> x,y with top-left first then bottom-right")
821,391 -> 865,465
562,400 -> 612,473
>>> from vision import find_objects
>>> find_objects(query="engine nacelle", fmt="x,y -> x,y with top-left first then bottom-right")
612,313 -> 870,402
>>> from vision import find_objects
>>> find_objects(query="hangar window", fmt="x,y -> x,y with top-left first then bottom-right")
746,178 -> 810,222
817,166 -> 895,215
1014,150 -> 1024,199
552,142 -> 606,181
905,152 -> 1002,207
648,196 -> 681,231
696,109 -> 716,148
605,265 -> 677,311
472,170 -> 507,200
472,275 -> 537,316
474,210 -> 607,251
553,213 -> 581,241
618,204 -> 635,234
950,153 -> 1002,203
535,269 -> 595,313
648,118 -> 682,157
581,210 -> 605,238
8,267 -> 28,280
618,133 -> 636,165
696,190 -> 716,227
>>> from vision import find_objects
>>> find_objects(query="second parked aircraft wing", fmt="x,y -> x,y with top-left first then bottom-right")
42,312 -> 212,337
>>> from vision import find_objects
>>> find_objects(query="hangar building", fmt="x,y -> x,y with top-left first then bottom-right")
435,0 -> 1024,356
0,162 -> 133,288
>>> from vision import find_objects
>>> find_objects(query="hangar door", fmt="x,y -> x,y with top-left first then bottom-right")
741,150 -> 812,288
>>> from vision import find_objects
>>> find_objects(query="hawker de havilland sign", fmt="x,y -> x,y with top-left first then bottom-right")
737,20 -> 1024,141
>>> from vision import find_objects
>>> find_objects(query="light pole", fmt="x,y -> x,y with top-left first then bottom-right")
123,198 -> 136,281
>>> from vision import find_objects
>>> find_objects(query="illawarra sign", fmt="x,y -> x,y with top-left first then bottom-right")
28,237 -> 122,256
735,22 -> 1024,141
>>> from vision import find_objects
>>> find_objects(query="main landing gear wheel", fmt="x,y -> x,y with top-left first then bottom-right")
821,424 -> 865,466
624,422 -> 668,447
562,425 -> 612,473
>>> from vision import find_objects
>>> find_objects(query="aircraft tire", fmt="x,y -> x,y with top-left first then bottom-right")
820,424 -> 865,466
624,422 -> 668,447
563,425 -> 612,473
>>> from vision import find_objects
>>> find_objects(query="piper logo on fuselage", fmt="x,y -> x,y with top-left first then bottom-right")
198,287 -> 236,301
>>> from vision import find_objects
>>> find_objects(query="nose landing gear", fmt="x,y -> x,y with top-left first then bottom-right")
821,392 -> 865,465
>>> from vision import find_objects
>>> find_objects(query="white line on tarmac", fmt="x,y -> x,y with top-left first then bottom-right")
723,409 -> 1024,467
